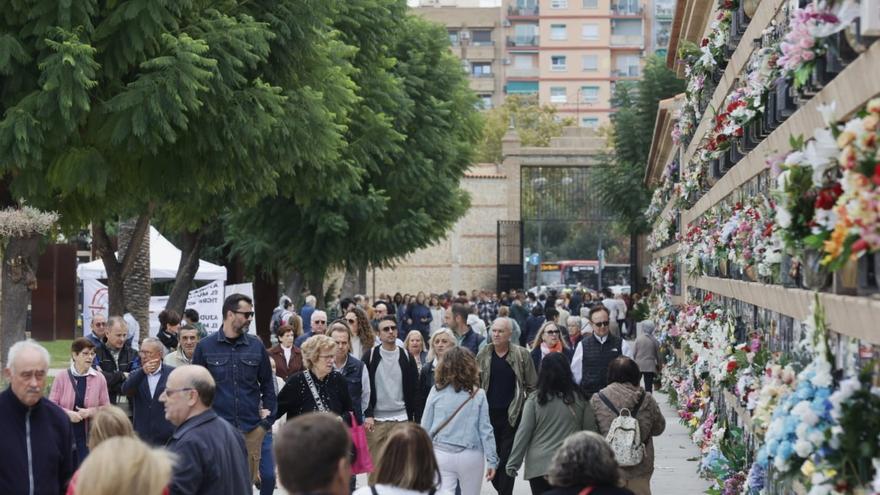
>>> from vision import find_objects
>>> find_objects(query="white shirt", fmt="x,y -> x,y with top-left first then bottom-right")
282,345 -> 292,364
601,299 -> 619,321
570,334 -> 610,384
147,365 -> 163,398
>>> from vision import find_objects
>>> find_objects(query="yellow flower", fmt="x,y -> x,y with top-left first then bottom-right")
837,131 -> 856,148
863,114 -> 879,132
822,467 -> 837,479
822,222 -> 850,264
801,460 -> 815,478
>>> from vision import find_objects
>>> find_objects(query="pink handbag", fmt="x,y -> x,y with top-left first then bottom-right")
349,412 -> 374,475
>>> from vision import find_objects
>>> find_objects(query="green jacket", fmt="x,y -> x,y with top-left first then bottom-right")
505,393 -> 599,480
476,343 -> 537,427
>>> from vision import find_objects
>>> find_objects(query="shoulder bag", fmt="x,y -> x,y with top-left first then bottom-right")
430,389 -> 477,439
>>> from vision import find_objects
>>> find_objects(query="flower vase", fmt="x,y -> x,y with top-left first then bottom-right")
718,258 -> 729,278
780,254 -> 798,287
856,252 -> 880,295
742,121 -> 760,151
728,142 -> 743,166
800,249 -> 831,291
833,257 -> 858,295
711,66 -> 723,85
742,0 -> 759,18
715,154 -> 730,177
764,90 -> 779,131
744,264 -> 758,282
774,79 -> 796,125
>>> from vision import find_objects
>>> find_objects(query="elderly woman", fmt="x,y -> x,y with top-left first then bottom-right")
268,324 -> 304,381
544,431 -> 635,495
420,347 -> 497,494
49,338 -> 110,467
415,328 -> 456,422
565,316 -> 582,348
631,321 -> 662,393
276,335 -> 354,422
529,321 -> 573,373
590,357 -> 665,495
507,353 -> 597,495
405,330 -> 428,372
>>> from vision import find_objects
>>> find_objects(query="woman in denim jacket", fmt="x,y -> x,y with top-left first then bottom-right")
420,347 -> 498,495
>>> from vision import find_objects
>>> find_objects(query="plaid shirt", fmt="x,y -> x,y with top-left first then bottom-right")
477,300 -> 498,324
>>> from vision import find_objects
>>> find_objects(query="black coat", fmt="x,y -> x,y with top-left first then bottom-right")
121,364 -> 176,446
277,370 -> 354,421
530,346 -> 574,374
0,389 -> 73,495
362,346 -> 419,420
415,360 -> 436,423
96,343 -> 139,403
579,334 -> 623,395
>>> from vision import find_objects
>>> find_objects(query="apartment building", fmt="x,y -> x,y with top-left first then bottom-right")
410,0 -> 505,109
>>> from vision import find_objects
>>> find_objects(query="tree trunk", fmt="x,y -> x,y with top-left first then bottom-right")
119,218 -> 151,341
307,273 -> 325,309
92,212 -> 152,323
282,270 -> 305,309
165,228 -> 205,314
253,266 -> 277,345
0,234 -> 43,370
340,268 -> 358,299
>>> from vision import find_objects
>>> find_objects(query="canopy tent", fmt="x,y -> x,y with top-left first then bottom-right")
76,226 -> 227,281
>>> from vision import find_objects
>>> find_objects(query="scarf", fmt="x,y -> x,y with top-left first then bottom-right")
540,341 -> 564,357
70,362 -> 90,377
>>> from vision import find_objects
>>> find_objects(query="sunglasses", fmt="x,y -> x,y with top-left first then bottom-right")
93,322 -> 107,327
380,326 -> 397,332
313,320 -> 327,325
545,330 -> 560,335
592,321 -> 610,327
234,311 -> 255,318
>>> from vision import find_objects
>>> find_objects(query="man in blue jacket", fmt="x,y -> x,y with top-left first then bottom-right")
162,364 -> 250,495
0,340 -> 73,495
447,304 -> 485,355
192,293 -> 276,488
122,337 -> 175,445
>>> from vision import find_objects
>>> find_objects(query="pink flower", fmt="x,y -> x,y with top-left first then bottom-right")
803,50 -> 815,61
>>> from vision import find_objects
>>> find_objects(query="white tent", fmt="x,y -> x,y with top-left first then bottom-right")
76,226 -> 227,281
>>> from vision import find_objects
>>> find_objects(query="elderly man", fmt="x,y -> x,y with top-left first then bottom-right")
274,413 -> 351,495
300,295 -> 317,334
85,313 -> 108,351
1,340 -> 74,494
371,301 -> 389,330
295,309 -> 327,347
476,317 -> 537,495
122,337 -> 175,445
192,293 -> 276,487
165,324 -> 200,368
161,365 -> 250,495
95,316 -> 140,416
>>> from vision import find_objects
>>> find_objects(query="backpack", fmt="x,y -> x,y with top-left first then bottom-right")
597,391 -> 645,467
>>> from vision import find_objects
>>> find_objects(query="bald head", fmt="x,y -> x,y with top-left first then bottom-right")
171,365 -> 215,406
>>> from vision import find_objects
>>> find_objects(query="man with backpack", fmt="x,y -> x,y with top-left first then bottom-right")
590,357 -> 665,495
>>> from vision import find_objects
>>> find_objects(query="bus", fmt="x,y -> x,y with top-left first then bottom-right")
539,260 -> 630,291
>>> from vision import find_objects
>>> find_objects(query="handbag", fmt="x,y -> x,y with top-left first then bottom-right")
348,412 -> 374,475
430,389 -> 477,439
303,370 -> 330,412
577,488 -> 594,495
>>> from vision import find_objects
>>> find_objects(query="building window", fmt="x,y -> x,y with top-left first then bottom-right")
616,55 -> 640,76
471,62 -> 492,77
471,30 -> 493,45
551,55 -> 567,71
580,86 -> 599,102
514,55 -> 534,68
581,117 -> 600,128
550,24 -> 567,41
613,0 -> 641,15
582,24 -> 599,40
550,87 -> 567,103
550,0 -> 568,8
448,30 -> 460,46
477,94 -> 493,109
583,0 -> 598,7
582,54 -> 599,71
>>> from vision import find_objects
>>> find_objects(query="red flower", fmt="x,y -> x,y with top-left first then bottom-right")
726,360 -> 738,373
852,239 -> 869,253
707,312 -> 718,320
704,293 -> 713,302
873,163 -> 880,186
701,38 -> 709,47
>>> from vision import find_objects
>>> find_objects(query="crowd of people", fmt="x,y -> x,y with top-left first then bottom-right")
1,285 -> 665,495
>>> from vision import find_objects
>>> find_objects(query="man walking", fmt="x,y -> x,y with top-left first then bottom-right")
476,317 -> 537,495
95,316 -> 140,416
161,365 -> 251,495
446,304 -> 484,355
295,309 -> 327,347
362,316 -> 418,467
122,337 -> 175,445
192,293 -> 276,488
570,305 -> 622,397
0,340 -> 74,495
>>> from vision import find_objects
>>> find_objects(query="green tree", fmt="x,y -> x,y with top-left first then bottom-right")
0,1 -> 360,329
226,11 -> 482,303
477,94 -> 574,163
593,55 -> 685,289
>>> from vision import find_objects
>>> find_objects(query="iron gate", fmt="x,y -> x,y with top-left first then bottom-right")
497,220 -> 523,293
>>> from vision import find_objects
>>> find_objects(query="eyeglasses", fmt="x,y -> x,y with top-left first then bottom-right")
313,320 -> 327,325
346,319 -> 357,325
545,330 -> 560,335
592,321 -> 610,327
318,354 -> 335,361
162,387 -> 194,397
234,311 -> 255,319
379,326 -> 397,332
93,322 -> 106,327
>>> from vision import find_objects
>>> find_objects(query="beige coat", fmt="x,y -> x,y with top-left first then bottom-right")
631,334 -> 661,373
590,382 -> 666,479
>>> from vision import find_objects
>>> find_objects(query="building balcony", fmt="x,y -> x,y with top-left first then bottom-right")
506,67 -> 540,78
506,36 -> 540,50
507,5 -> 539,17
467,44 -> 496,60
610,34 -> 644,47
654,6 -> 674,19
469,75 -> 496,92
610,4 -> 644,16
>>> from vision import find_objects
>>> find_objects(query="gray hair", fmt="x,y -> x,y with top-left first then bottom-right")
426,328 -> 457,363
639,320 -> 656,336
107,316 -> 128,333
305,295 -> 317,306
6,339 -> 51,372
140,337 -> 165,356
566,316 -> 581,328
547,431 -> 620,488
492,316 -> 513,332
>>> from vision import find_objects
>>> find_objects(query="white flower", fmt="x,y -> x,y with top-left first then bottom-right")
816,101 -> 837,126
804,128 -> 839,187
795,439 -> 813,458
777,207 -> 793,229
792,400 -> 819,426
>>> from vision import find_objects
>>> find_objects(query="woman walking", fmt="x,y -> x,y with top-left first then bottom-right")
506,353 -> 598,495
353,423 -> 442,495
590,357 -> 665,495
631,321 -> 662,393
420,347 -> 497,495
416,328 -> 457,422
49,338 -> 110,468
406,292 -> 433,344
429,296 -> 445,334
276,335 -> 355,421
268,324 -> 304,381
345,306 -> 376,360
405,331 -> 428,373
528,321 -> 573,373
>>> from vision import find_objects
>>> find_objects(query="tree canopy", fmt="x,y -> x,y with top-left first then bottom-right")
477,94 -> 574,163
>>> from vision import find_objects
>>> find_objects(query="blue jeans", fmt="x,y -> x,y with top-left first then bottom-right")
259,431 -> 275,495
